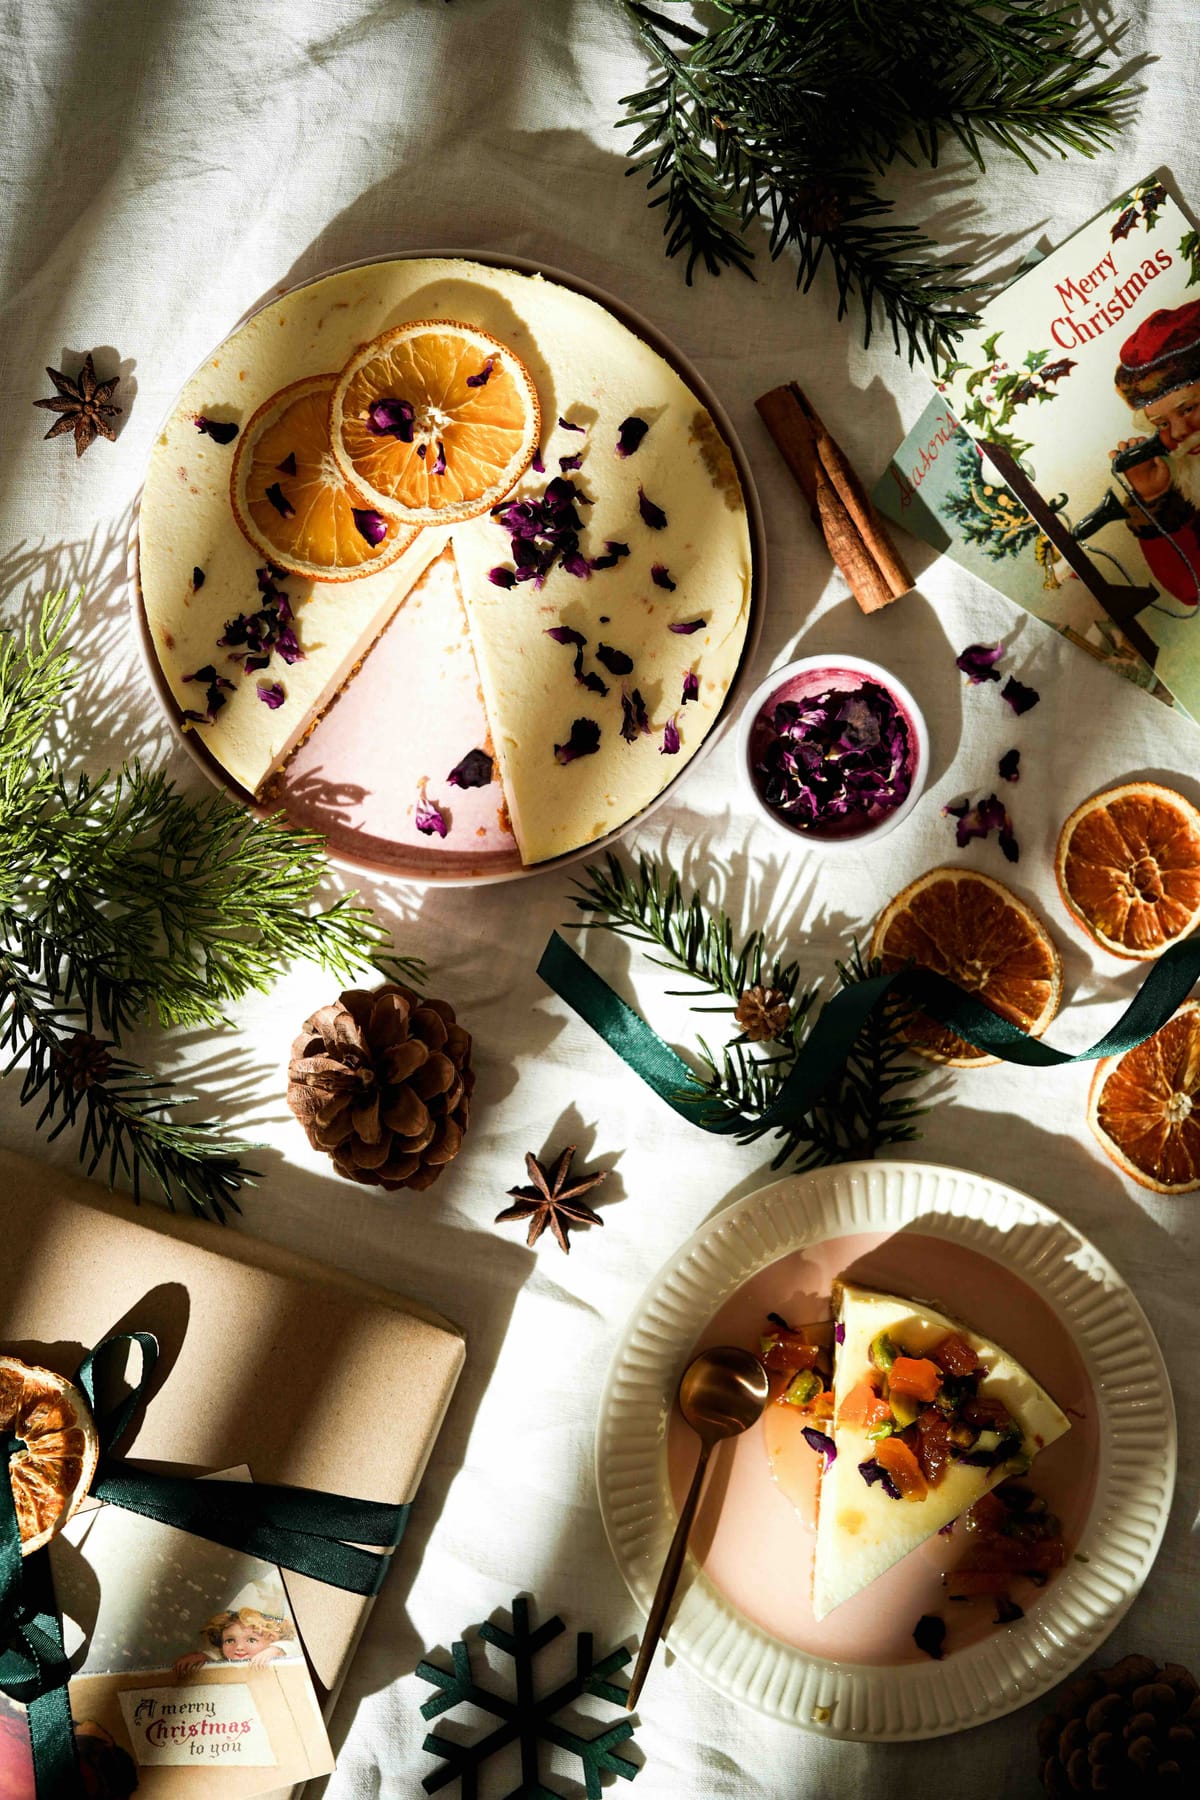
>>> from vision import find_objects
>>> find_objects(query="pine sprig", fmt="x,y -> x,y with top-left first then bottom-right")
571,853 -> 931,1171
617,0 -> 1131,362
0,591 -> 424,1214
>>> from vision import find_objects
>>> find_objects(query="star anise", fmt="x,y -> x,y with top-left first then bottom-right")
34,354 -> 122,456
494,1144 -> 607,1254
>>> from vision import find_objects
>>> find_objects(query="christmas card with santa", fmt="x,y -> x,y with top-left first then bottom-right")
926,175 -> 1200,722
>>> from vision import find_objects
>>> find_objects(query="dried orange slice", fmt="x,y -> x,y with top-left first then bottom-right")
1055,781 -> 1200,961
870,867 -> 1063,1067
1089,999 -> 1200,1191
330,320 -> 539,525
0,1356 -> 99,1554
231,374 -> 417,581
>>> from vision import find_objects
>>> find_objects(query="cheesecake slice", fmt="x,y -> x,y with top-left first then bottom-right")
810,1280 -> 1070,1620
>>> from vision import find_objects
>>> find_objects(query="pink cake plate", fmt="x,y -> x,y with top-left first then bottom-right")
129,251 -> 766,887
596,1160 -> 1175,1739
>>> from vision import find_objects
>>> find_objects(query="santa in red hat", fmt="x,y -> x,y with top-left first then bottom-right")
1112,299 -> 1200,604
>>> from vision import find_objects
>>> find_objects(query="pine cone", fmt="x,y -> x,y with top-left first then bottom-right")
1036,1655 -> 1199,1794
53,1031 -> 114,1092
734,984 -> 791,1042
287,985 -> 473,1193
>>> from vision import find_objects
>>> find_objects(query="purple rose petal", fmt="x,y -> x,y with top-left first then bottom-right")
637,486 -> 667,530
415,795 -> 448,838
998,747 -> 1021,783
366,398 -> 414,441
835,1322 -> 846,1345
590,540 -> 630,571
661,716 -> 681,755
944,793 -> 1019,863
558,415 -> 586,433
620,687 -> 650,743
559,451 -> 583,472
465,357 -> 495,388
256,681 -> 286,709
195,415 -> 238,444
276,451 -> 297,476
192,566 -> 205,590
546,625 -> 587,649
669,618 -> 706,635
596,644 -> 633,676
1001,673 -> 1040,715
651,563 -> 676,591
531,447 -> 545,474
858,1458 -> 902,1499
352,507 -> 389,547
955,641 -> 1004,684
681,668 -> 699,705
219,567 -> 304,673
801,1427 -> 837,1468
617,416 -> 649,458
447,748 -> 494,789
431,440 -> 447,477
488,566 -> 516,588
417,443 -> 427,460
265,482 -> 294,520
753,682 -> 912,832
913,1616 -> 946,1661
181,664 -> 235,727
554,718 -> 601,764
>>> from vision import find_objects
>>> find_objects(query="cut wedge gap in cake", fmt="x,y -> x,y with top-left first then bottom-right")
809,1279 -> 1071,1622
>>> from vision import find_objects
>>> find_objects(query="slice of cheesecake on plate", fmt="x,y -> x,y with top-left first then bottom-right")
810,1279 -> 1070,1620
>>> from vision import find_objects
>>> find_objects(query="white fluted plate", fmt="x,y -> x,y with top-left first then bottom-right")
595,1160 -> 1175,1739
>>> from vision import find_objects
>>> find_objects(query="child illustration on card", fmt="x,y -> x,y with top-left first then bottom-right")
173,1577 -> 299,1676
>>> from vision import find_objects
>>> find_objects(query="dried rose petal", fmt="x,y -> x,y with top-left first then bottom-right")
638,487 -> 667,530
265,481 -> 294,519
431,440 -> 447,477
465,357 -> 495,388
955,642 -> 1004,684
559,451 -> 583,472
531,447 -> 545,474
195,415 -> 238,444
752,682 -> 912,832
488,566 -> 517,588
276,451 -> 297,475
558,415 -> 586,434
366,397 -> 415,441
661,716 -> 681,755
944,793 -> 1019,862
669,618 -> 706,635
546,625 -> 586,649
447,748 -> 494,789
596,644 -> 633,676
620,687 -> 650,743
219,567 -> 304,671
1001,674 -> 1040,715
560,551 -> 591,579
681,668 -> 699,705
617,416 -> 649,458
590,540 -> 630,571
415,795 -> 448,838
256,681 -> 286,709
998,747 -> 1020,782
651,563 -> 676,591
554,718 -> 601,764
417,443 -> 427,460
192,566 -> 205,590
352,507 -> 389,547
181,664 -> 235,726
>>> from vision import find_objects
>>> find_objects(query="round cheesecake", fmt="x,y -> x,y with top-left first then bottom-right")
137,257 -> 756,868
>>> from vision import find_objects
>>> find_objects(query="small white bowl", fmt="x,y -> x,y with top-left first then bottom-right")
736,653 -> 929,853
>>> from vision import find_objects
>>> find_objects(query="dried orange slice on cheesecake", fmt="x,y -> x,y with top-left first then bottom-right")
1055,781 -> 1200,961
1088,998 -> 1200,1192
871,867 -> 1063,1067
0,1356 -> 98,1553
231,373 -> 417,581
330,320 -> 539,524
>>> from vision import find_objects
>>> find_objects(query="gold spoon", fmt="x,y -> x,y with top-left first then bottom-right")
625,1344 -> 770,1710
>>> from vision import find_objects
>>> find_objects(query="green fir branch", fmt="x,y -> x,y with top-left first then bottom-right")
571,853 -> 931,1171
617,0 -> 1132,362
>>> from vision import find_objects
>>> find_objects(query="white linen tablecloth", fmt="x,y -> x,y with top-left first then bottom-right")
1,3 -> 1196,1795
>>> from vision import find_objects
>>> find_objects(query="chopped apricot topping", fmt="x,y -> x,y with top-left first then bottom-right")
931,1332 -> 981,1377
839,1378 -> 892,1431
887,1356 -> 943,1403
915,1408 -> 953,1485
760,1329 -> 821,1374
874,1434 -> 929,1501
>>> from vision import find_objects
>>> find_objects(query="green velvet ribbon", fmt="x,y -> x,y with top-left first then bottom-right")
0,1333 -> 411,1798
537,929 -> 1200,1132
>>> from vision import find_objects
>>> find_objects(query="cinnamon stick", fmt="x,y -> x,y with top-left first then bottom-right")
755,382 -> 914,614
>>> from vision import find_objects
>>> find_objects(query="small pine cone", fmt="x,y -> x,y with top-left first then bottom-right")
287,985 -> 474,1193
734,984 -> 791,1042
792,176 -> 846,237
1036,1656 -> 1199,1794
53,1031 -> 114,1092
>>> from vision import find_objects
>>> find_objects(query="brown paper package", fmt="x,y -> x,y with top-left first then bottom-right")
0,1147 -> 465,1791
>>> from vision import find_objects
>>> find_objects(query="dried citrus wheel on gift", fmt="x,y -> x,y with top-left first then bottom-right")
870,867 -> 1063,1067
1088,998 -> 1200,1192
330,320 -> 540,525
1055,780 -> 1200,960
230,374 -> 417,580
0,1356 -> 99,1554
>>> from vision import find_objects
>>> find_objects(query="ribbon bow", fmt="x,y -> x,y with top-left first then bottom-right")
1,1334 -> 410,1798
537,929 -> 1200,1133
